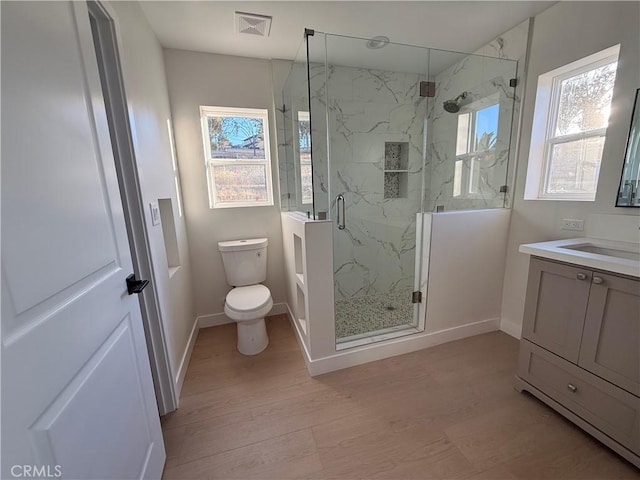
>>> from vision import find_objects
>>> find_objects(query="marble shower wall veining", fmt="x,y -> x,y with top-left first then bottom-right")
308,61 -> 427,304
425,21 -> 528,211
276,23 -> 530,339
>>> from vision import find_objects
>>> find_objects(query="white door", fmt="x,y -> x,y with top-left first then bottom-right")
1,2 -> 165,478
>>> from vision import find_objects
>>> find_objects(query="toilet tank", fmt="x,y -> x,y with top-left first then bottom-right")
218,238 -> 268,287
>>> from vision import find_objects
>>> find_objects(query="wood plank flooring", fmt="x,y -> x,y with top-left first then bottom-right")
161,315 -> 638,479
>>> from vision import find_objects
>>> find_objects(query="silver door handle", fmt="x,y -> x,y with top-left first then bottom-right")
567,383 -> 577,393
592,276 -> 604,285
336,194 -> 346,230
576,273 -> 587,280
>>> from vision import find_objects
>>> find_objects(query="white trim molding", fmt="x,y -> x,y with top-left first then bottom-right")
174,317 -> 199,402
500,318 -> 523,340
524,44 -> 620,201
197,302 -> 289,329
283,303 -> 501,376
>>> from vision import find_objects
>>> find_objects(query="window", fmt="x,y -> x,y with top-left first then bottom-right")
525,45 -> 620,201
453,96 -> 500,198
200,106 -> 274,208
297,111 -> 312,204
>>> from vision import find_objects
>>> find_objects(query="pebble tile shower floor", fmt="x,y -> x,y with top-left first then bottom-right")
335,290 -> 415,340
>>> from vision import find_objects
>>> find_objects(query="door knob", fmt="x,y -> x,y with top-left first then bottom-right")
592,276 -> 604,285
576,273 -> 587,280
126,273 -> 150,295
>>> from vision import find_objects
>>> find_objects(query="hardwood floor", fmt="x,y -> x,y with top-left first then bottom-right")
161,315 -> 638,479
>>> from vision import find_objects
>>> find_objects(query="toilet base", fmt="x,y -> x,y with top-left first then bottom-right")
236,317 -> 268,355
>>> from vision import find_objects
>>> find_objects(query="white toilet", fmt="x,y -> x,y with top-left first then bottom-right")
218,238 -> 273,355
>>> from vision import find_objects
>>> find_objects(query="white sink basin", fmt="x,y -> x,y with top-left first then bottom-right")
519,238 -> 640,277
560,244 -> 640,261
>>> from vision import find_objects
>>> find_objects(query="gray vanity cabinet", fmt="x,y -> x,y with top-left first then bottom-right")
522,258 -> 591,363
517,256 -> 640,467
578,272 -> 640,397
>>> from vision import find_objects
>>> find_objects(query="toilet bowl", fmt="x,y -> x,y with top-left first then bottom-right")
218,238 -> 273,355
224,284 -> 272,355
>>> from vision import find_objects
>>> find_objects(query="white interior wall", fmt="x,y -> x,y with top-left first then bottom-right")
501,1 -> 640,338
110,2 -> 195,393
163,49 -> 286,321
425,209 -> 511,333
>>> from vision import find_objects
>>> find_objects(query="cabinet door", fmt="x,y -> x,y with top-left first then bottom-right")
522,258 -> 591,362
579,273 -> 640,397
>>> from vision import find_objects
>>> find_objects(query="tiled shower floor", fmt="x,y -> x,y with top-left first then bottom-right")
335,290 -> 416,340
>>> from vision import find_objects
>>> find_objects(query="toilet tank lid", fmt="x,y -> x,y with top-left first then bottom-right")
218,238 -> 268,252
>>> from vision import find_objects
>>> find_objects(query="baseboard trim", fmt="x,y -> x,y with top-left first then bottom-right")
197,312 -> 233,329
197,302 -> 289,329
301,316 -> 500,376
174,317 -> 198,403
284,303 -> 313,372
270,302 -> 288,316
192,304 -> 501,378
499,318 -> 522,339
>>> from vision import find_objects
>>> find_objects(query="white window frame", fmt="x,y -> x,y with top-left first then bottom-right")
453,94 -> 500,199
200,106 -> 274,209
524,45 -> 620,201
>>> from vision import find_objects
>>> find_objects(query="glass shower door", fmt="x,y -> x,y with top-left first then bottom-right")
308,33 -> 430,343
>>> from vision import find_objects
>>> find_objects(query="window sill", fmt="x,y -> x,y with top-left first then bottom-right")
524,196 -> 596,202
211,202 -> 275,209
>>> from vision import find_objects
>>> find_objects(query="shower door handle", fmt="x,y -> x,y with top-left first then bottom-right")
336,194 -> 346,230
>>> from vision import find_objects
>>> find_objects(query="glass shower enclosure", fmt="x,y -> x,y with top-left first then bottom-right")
280,31 -> 518,346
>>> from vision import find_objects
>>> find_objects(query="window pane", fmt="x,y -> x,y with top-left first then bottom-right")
298,112 -> 313,204
456,113 -> 470,155
555,62 -> 617,136
453,160 -> 462,197
301,163 -> 313,204
546,136 -> 605,194
212,164 -> 268,203
468,156 -> 481,194
474,104 -> 499,151
207,116 -> 266,159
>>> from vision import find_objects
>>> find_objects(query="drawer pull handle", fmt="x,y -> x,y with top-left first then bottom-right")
576,273 -> 587,280
567,383 -> 578,393
592,276 -> 604,285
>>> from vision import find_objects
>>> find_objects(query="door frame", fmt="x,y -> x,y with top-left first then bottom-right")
87,0 -> 177,414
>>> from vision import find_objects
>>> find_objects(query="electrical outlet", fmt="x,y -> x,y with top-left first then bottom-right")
562,218 -> 584,231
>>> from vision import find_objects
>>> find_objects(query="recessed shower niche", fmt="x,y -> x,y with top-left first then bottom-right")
384,142 -> 409,199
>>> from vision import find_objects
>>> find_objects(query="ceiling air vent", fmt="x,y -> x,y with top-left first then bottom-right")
235,12 -> 272,37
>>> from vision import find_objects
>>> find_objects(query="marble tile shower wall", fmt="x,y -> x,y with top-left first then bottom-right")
275,21 -> 529,303
426,21 -> 529,211
309,63 -> 427,300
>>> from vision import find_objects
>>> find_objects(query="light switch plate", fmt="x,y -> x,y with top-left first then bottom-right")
562,218 -> 584,231
150,202 -> 160,226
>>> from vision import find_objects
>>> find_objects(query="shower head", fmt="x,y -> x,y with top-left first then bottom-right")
443,92 -> 469,113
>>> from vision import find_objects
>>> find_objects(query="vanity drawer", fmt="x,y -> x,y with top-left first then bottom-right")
518,340 -> 640,455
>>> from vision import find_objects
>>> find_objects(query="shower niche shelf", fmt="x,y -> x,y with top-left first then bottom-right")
384,142 -> 409,199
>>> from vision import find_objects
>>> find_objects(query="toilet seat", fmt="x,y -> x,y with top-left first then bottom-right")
225,284 -> 273,322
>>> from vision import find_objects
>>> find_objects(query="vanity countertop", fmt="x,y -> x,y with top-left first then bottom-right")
520,238 -> 640,278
